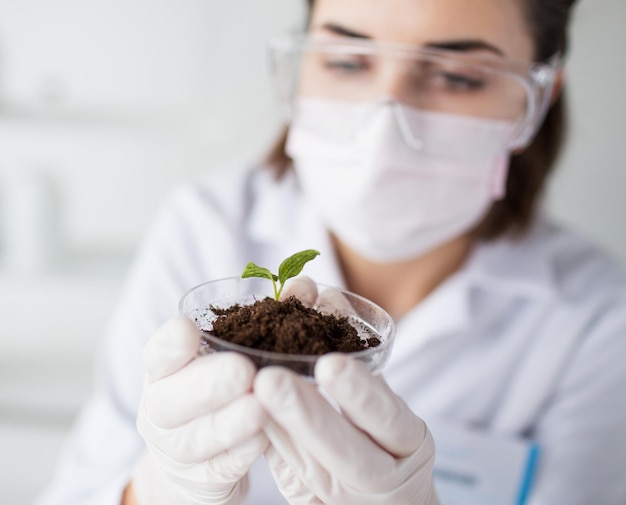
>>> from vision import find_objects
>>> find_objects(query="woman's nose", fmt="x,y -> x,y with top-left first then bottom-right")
376,61 -> 422,106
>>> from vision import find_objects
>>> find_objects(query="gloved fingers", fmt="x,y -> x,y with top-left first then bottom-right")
264,419 -> 332,493
139,393 -> 268,465
265,444 -> 324,505
280,278 -> 355,317
314,287 -> 356,317
145,351 -> 257,429
205,432 -> 269,483
279,276 -> 318,307
143,316 -> 202,383
315,354 -> 429,458
255,367 -> 397,491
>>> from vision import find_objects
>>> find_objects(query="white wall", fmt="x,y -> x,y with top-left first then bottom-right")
0,1 -> 624,503
547,0 -> 626,263
0,2 -> 306,503
0,0 -> 306,252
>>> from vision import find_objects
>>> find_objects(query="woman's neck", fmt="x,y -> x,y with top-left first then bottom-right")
333,234 -> 474,320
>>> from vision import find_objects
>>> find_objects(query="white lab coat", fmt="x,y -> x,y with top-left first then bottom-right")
36,164 -> 626,505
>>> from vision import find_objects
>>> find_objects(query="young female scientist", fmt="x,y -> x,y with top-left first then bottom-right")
37,0 -> 626,504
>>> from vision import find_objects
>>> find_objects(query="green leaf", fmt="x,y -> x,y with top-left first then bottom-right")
278,249 -> 321,285
241,262 -> 278,282
241,250 -> 320,301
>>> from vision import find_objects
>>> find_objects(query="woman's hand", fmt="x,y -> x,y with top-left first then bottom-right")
131,316 -> 269,505
255,354 -> 439,505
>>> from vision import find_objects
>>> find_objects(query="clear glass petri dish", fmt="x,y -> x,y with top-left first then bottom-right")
179,277 -> 396,378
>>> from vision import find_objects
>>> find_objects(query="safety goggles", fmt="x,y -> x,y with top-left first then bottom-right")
268,33 -> 562,149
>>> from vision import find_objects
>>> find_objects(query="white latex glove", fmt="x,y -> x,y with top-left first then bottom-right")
259,277 -> 439,505
255,357 -> 438,504
131,316 -> 269,505
280,276 -> 352,316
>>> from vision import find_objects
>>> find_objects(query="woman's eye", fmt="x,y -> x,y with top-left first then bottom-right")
323,57 -> 369,74
436,72 -> 486,91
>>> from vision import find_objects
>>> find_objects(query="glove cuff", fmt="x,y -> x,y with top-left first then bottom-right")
131,450 -> 249,505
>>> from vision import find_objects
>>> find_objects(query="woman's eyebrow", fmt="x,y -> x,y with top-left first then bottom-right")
424,39 -> 504,56
315,24 -> 505,57
318,22 -> 372,40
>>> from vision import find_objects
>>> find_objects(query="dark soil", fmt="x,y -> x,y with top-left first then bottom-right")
209,296 -> 381,355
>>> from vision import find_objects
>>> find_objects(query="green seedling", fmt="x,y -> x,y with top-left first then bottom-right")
241,249 -> 320,301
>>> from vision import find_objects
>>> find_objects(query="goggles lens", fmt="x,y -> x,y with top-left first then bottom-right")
269,35 -> 559,149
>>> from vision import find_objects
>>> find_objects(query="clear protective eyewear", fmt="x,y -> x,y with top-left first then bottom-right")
268,33 -> 562,149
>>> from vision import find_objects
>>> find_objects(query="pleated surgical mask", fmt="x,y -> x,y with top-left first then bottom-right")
287,98 -> 515,262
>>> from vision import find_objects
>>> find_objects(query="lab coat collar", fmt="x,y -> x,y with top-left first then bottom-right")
394,268 -> 472,348
462,218 -> 558,302
393,221 -> 559,352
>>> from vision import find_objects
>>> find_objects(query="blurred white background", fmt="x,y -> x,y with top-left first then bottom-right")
0,0 -> 624,503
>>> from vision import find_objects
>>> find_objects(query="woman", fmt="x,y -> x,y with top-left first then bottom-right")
37,0 -> 626,504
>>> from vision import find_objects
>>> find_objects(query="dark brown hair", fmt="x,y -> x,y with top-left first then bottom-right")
265,0 -> 579,240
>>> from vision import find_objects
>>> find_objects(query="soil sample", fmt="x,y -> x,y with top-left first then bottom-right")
208,296 -> 381,355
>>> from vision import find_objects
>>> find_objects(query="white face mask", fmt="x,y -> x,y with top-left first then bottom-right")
286,98 -> 515,263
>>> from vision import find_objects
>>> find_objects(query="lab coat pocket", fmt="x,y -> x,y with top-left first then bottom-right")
428,419 -> 539,505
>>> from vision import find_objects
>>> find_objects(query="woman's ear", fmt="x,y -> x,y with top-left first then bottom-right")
551,68 -> 565,105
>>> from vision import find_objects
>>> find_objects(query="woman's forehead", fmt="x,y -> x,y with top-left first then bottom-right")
310,0 -> 535,63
